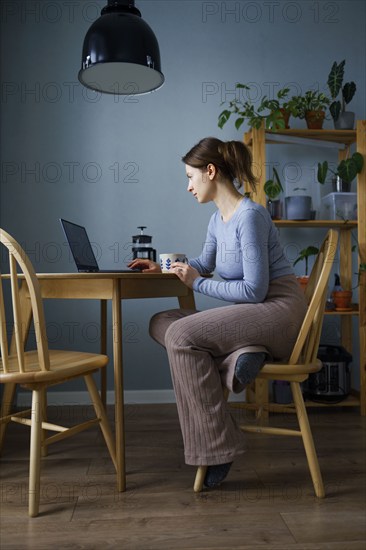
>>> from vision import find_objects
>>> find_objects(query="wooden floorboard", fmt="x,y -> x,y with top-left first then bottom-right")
0,404 -> 365,549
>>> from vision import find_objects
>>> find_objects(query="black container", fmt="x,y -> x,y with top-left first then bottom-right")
304,345 -> 352,402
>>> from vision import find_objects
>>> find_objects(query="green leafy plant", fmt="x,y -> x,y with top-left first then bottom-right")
338,218 -> 366,289
264,167 -> 284,200
327,60 -> 356,122
352,246 -> 366,289
317,152 -> 364,184
289,90 -> 330,120
293,246 -> 319,276
218,84 -> 290,131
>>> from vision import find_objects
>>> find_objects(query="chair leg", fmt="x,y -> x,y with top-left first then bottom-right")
29,389 -> 42,517
40,388 -> 48,457
194,466 -> 207,492
84,373 -> 117,471
255,379 -> 269,424
291,381 -> 325,498
193,387 -> 229,492
0,383 -> 16,456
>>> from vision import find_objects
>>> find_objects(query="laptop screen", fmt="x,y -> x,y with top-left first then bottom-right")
60,219 -> 99,272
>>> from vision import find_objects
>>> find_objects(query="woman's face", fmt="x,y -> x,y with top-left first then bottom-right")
185,164 -> 214,203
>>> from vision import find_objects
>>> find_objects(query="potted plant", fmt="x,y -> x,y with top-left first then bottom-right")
293,245 -> 319,291
331,274 -> 353,310
285,187 -> 313,220
264,166 -> 284,219
290,90 -> 330,129
317,151 -> 364,192
327,60 -> 356,129
218,84 -> 291,131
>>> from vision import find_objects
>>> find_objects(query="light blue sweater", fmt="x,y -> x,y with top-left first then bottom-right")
189,198 -> 293,303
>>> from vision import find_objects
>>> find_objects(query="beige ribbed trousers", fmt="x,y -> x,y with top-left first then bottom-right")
150,275 -> 307,466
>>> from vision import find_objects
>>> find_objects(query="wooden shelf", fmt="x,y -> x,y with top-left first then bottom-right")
244,121 -> 366,416
245,128 -> 357,148
325,305 -> 359,316
274,220 -> 357,229
304,393 -> 360,408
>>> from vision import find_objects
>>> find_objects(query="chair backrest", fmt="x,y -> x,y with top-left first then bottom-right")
288,229 -> 339,366
0,228 -> 50,374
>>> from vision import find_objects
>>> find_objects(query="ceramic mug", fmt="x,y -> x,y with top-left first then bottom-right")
159,253 -> 187,273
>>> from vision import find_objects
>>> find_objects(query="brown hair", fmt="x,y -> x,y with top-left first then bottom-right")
182,137 -> 257,192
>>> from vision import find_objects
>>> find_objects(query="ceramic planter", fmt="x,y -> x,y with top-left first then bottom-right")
334,111 -> 355,130
285,196 -> 312,220
267,199 -> 282,220
332,176 -> 351,193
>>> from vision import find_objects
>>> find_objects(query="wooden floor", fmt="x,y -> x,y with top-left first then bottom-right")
0,403 -> 365,549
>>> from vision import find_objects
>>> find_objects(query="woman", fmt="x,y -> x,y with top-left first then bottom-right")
128,137 -> 307,488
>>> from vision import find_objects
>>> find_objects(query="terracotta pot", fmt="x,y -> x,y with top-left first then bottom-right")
297,276 -> 309,292
279,108 -> 290,129
332,290 -> 353,310
305,110 -> 325,129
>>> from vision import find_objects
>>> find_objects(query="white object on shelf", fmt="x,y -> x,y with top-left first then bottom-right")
320,192 -> 357,220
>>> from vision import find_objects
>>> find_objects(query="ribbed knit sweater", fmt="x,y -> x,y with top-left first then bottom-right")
189,198 -> 293,303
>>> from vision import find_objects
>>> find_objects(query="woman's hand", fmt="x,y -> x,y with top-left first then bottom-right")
171,262 -> 200,289
127,259 -> 161,273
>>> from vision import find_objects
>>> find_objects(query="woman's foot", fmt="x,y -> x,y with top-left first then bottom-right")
204,462 -> 233,488
234,352 -> 266,386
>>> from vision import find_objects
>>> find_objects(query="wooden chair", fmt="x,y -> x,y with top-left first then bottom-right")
194,229 -> 339,498
0,229 -> 117,517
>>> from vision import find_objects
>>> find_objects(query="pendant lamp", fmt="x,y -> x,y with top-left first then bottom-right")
78,0 -> 164,95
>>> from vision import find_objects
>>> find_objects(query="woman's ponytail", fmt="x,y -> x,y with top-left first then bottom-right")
182,137 -> 257,192
219,140 -> 257,192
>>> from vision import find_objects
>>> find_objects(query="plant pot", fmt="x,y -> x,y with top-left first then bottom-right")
285,196 -> 312,220
334,111 -> 355,130
305,110 -> 325,129
332,290 -> 353,311
297,276 -> 309,292
267,199 -> 282,220
279,108 -> 290,129
273,380 -> 292,404
332,176 -> 351,193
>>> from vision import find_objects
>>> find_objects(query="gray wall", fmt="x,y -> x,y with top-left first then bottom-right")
1,0 -> 365,394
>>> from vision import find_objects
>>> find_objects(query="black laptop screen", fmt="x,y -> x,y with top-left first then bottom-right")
61,219 -> 99,271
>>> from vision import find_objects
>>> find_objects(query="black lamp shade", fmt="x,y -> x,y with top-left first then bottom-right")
78,1 -> 164,95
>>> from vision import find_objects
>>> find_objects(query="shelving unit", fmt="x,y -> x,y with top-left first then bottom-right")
243,121 -> 366,415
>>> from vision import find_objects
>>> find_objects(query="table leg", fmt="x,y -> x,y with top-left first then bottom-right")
112,280 -> 125,492
100,300 -> 107,408
178,288 -> 196,310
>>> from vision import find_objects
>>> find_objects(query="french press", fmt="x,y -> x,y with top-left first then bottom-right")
132,226 -> 156,261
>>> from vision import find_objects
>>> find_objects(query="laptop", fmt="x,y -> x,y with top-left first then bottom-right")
60,218 -> 140,273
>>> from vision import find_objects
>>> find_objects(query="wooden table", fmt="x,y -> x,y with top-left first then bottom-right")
0,272 -> 196,492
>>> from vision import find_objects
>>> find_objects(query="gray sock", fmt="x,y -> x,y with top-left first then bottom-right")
204,462 -> 233,488
234,352 -> 266,386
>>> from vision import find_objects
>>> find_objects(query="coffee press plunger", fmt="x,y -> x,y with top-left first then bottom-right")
132,226 -> 156,261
